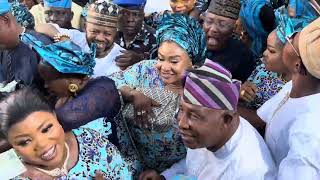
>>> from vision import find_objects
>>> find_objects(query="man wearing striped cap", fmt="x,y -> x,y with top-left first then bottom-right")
140,60 -> 276,180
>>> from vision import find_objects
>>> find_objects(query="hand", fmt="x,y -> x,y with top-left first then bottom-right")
95,171 -> 105,180
132,90 -> 161,128
115,50 -> 144,70
240,81 -> 258,103
139,170 -> 165,180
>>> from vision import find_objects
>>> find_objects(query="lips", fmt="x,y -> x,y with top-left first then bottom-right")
40,145 -> 57,161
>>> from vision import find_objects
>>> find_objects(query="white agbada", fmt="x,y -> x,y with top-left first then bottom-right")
161,118 -> 276,180
51,24 -> 123,77
258,81 -> 320,180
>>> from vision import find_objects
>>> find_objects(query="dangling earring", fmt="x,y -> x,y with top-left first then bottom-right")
68,83 -> 79,96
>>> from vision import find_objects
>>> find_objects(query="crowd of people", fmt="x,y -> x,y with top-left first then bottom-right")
0,0 -> 319,179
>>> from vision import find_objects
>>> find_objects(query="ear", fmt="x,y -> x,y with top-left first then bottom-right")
0,14 -> 10,26
222,111 -> 234,125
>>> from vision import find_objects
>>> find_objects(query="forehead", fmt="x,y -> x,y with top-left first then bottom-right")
158,41 -> 187,55
8,111 -> 54,137
181,99 -> 222,115
85,22 -> 117,31
204,12 -> 235,23
44,7 -> 71,12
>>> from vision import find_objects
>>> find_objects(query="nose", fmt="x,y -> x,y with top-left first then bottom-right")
95,33 -> 106,42
161,61 -> 171,72
127,13 -> 135,22
177,110 -> 189,130
34,138 -> 48,152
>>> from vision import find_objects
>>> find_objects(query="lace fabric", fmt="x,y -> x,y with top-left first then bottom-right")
56,77 -> 121,131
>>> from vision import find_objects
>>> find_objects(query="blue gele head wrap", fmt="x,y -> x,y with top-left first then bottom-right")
0,0 -> 10,15
10,2 -> 35,29
20,33 -> 96,75
240,0 -> 269,57
156,13 -> 207,66
44,0 -> 71,8
275,6 -> 316,43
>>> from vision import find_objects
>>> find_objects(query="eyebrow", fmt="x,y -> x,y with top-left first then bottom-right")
13,121 -> 47,139
158,52 -> 181,59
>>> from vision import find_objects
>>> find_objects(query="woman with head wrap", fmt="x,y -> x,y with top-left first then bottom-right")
110,13 -> 206,172
1,88 -> 131,180
16,32 -> 134,178
237,8 -> 312,133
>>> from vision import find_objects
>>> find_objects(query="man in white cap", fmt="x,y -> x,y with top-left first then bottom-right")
258,17 -> 320,179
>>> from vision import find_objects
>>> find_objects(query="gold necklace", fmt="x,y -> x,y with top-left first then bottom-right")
279,74 -> 288,84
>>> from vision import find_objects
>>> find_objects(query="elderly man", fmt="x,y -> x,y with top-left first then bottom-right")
35,1 -> 126,77
258,17 -> 320,179
139,60 -> 276,180
30,0 -> 82,29
203,0 -> 255,83
113,0 -> 157,70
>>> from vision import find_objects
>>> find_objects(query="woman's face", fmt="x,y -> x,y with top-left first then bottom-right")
155,41 -> 192,85
262,31 -> 287,73
170,0 -> 196,14
7,111 -> 66,170
38,63 -> 70,97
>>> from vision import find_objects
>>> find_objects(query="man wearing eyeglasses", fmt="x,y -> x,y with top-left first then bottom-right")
113,0 -> 157,70
203,0 -> 255,83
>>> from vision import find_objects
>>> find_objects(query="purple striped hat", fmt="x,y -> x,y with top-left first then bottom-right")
183,59 -> 241,110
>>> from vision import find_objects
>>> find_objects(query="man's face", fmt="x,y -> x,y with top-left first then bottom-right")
0,14 -> 20,49
85,22 -> 117,58
177,99 -> 232,151
118,7 -> 144,36
202,12 -> 236,51
44,7 -> 73,28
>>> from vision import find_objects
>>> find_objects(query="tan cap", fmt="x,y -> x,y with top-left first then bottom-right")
299,17 -> 320,79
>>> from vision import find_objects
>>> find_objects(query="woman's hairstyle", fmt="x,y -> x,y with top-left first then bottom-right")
0,88 -> 54,135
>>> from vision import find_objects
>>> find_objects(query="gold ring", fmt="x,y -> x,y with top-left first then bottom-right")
241,90 -> 245,96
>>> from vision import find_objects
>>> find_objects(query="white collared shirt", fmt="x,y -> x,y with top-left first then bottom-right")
258,81 -> 320,180
162,118 -> 276,180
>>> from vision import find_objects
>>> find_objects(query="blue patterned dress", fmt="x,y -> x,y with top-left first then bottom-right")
110,60 -> 187,172
12,125 -> 132,180
242,64 -> 286,109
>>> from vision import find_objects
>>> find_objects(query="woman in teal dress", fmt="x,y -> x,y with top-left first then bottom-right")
110,13 -> 206,172
0,88 -> 131,180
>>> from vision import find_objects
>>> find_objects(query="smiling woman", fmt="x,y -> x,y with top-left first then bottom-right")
109,13 -> 206,172
0,88 -> 131,180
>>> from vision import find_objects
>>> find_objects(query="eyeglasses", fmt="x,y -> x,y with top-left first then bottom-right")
201,12 -> 235,31
285,33 -> 300,58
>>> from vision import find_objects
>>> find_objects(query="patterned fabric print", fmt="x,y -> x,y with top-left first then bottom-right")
144,10 -> 171,29
110,60 -> 164,89
10,2 -> 35,29
195,0 -> 210,12
245,64 -> 285,109
12,128 -> 132,180
130,119 -> 187,172
65,128 -> 131,179
116,23 -> 157,59
113,114 -> 143,177
110,60 -> 186,172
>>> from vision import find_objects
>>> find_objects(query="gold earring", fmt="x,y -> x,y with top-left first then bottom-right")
68,83 -> 79,96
